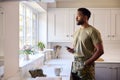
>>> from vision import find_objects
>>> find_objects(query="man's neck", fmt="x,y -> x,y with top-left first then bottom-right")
80,23 -> 89,29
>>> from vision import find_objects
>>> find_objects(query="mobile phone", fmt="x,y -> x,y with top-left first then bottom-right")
65,46 -> 71,49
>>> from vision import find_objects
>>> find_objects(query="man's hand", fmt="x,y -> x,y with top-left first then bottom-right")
66,46 -> 75,53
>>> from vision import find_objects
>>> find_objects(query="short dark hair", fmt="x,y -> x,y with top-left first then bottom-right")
77,8 -> 91,20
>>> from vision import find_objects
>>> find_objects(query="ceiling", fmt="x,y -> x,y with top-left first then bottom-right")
41,0 -> 79,3
56,0 -> 79,1
56,0 -> 78,1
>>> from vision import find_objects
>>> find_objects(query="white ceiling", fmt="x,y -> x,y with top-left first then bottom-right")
56,0 -> 80,1
41,0 -> 79,3
56,0 -> 78,1
56,0 -> 75,1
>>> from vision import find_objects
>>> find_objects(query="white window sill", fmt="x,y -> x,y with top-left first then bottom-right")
19,49 -> 54,68
19,53 -> 44,68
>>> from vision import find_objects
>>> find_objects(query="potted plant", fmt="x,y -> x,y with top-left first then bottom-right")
37,41 -> 45,51
22,45 -> 34,60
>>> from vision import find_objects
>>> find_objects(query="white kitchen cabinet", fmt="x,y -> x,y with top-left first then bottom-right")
48,8 -> 70,42
0,10 -> 4,57
48,8 -> 81,42
90,9 -> 111,40
118,66 -> 120,80
91,8 -> 120,40
48,8 -> 120,42
69,8 -> 79,41
95,63 -> 120,80
111,9 -> 120,40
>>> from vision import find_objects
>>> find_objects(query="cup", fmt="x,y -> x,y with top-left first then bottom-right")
54,67 -> 62,76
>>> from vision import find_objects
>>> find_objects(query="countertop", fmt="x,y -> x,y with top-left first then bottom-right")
41,59 -> 73,80
44,58 -> 120,64
45,58 -> 120,64
95,60 -> 120,64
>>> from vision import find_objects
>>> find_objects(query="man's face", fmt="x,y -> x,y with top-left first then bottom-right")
76,11 -> 85,25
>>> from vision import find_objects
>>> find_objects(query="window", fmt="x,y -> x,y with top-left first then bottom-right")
19,3 -> 39,50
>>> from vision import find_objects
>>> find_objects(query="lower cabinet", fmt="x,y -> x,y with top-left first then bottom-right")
95,63 -> 120,80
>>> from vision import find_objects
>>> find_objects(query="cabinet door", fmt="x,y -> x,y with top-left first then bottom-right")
95,63 -> 111,80
0,11 -> 4,57
48,8 -> 69,42
112,64 -> 120,80
110,65 -> 118,80
111,9 -> 120,40
69,8 -> 78,41
91,9 -> 111,40
117,66 -> 120,80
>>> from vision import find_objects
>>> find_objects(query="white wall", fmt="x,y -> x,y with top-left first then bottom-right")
38,2 -> 47,11
101,41 -> 120,61
0,1 -> 48,79
0,1 -> 19,79
48,0 -> 120,8
0,7 -> 4,58
50,42 -> 74,59
50,41 -> 120,61
39,12 -> 48,47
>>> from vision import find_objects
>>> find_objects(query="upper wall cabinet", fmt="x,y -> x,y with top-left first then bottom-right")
48,8 -> 74,42
48,8 -> 120,42
48,8 -> 82,42
90,8 -> 120,41
90,9 -> 111,40
111,9 -> 120,40
0,10 -> 4,57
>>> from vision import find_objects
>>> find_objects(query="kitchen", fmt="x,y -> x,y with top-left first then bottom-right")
0,0 -> 120,80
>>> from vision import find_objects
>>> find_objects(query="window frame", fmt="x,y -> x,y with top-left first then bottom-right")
19,3 -> 39,50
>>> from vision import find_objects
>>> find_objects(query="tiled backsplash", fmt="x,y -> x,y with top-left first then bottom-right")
49,42 -> 74,59
101,41 -> 120,61
49,41 -> 120,61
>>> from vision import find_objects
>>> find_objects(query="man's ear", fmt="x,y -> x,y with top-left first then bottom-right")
84,16 -> 88,20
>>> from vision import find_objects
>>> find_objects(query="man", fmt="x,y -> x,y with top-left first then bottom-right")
67,8 -> 104,80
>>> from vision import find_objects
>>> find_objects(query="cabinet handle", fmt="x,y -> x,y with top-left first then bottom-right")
107,35 -> 111,37
71,35 -> 73,37
109,67 -> 117,69
0,12 -> 4,14
108,35 -> 115,37
109,67 -> 112,69
66,35 -> 69,37
111,35 -> 115,37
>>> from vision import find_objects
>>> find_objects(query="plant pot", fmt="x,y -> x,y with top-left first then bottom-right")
24,54 -> 30,60
40,48 -> 44,51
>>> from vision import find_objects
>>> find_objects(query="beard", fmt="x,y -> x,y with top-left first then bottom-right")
76,19 -> 85,25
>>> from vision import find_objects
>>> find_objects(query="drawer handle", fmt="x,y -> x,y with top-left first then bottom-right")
107,35 -> 111,37
111,35 -> 115,37
66,35 -> 69,37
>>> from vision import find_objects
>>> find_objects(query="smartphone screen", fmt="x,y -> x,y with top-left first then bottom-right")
65,46 -> 71,49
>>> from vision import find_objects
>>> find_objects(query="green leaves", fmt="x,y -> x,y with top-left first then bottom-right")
21,45 -> 34,55
37,42 -> 45,49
